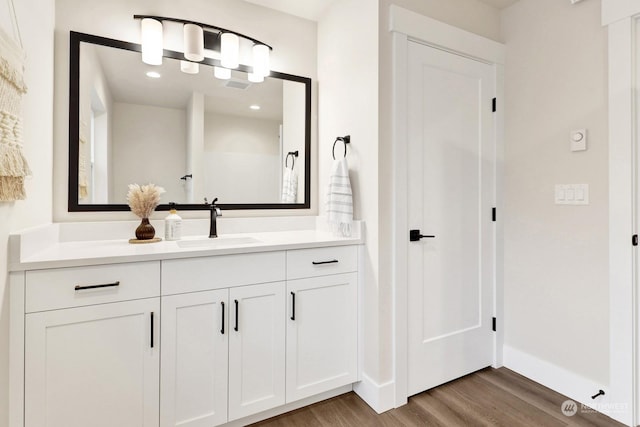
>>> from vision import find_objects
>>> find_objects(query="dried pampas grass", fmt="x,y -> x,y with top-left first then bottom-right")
127,183 -> 165,219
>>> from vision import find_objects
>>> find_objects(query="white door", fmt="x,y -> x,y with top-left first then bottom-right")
228,282 -> 285,421
407,41 -> 495,396
25,298 -> 160,427
160,290 -> 229,427
286,273 -> 358,403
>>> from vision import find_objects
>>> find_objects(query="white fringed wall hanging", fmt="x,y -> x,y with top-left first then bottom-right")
0,0 -> 30,201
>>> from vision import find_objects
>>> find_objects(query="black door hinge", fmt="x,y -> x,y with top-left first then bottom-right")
492,317 -> 497,332
492,207 -> 496,222
633,234 -> 638,246
492,98 -> 497,112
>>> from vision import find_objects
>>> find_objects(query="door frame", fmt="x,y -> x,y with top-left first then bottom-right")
602,2 -> 640,425
389,5 -> 505,407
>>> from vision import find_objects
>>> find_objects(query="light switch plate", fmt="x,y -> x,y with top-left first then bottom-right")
555,184 -> 589,205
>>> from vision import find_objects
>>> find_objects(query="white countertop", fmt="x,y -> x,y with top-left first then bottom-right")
9,218 -> 364,271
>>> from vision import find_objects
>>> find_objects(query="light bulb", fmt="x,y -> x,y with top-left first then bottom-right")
141,18 -> 163,65
221,33 -> 239,69
183,24 -> 204,62
252,44 -> 270,77
214,66 -> 231,80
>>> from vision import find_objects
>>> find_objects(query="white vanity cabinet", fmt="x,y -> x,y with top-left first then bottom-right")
160,252 -> 287,425
10,230 -> 362,427
285,246 -> 358,403
22,262 -> 161,427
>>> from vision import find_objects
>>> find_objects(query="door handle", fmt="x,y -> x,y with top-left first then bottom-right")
410,229 -> 435,241
234,299 -> 239,332
220,301 -> 225,335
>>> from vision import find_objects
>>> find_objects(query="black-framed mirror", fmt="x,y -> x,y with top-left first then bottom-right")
68,31 -> 311,212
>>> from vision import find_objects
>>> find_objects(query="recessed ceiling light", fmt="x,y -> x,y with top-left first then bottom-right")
146,71 -> 161,78
250,105 -> 261,110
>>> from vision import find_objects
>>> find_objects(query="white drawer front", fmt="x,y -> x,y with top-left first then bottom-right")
162,251 -> 286,295
25,262 -> 160,313
286,246 -> 358,280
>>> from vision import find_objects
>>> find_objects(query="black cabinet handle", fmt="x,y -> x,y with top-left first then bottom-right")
220,301 -> 225,335
74,281 -> 120,291
150,312 -> 154,348
234,299 -> 239,332
291,292 -> 296,321
312,260 -> 339,265
410,230 -> 435,241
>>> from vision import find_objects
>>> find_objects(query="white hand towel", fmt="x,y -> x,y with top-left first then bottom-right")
326,157 -> 353,236
281,167 -> 298,203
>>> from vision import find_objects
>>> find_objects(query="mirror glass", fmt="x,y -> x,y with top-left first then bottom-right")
69,32 -> 311,211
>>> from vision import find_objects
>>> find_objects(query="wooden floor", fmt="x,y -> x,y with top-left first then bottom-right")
251,368 -> 624,427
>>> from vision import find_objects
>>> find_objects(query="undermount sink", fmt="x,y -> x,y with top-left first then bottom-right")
176,236 -> 262,249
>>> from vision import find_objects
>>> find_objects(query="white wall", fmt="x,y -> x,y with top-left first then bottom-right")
318,0 -> 380,384
111,103 -> 187,204
501,0 -> 609,385
203,112 -> 281,204
0,1 -> 55,426
54,0 -> 318,221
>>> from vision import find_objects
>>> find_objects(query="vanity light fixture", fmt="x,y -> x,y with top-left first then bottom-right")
183,23 -> 204,61
140,18 -> 163,65
134,15 -> 272,82
250,105 -> 261,110
220,32 -> 240,69
146,71 -> 161,78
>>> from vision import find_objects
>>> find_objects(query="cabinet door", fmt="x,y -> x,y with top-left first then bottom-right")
161,290 -> 229,427
228,282 -> 285,421
286,273 -> 358,403
25,298 -> 159,427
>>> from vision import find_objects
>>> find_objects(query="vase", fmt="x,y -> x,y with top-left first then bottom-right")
135,218 -> 155,240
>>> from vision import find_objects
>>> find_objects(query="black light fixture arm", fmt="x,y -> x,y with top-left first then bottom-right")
133,15 -> 273,50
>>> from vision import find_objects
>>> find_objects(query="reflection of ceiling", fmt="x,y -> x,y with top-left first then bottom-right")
90,43 -> 284,121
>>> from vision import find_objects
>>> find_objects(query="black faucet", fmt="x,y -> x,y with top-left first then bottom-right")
205,197 -> 222,238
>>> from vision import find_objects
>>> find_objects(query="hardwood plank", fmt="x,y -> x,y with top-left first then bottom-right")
250,368 -> 625,427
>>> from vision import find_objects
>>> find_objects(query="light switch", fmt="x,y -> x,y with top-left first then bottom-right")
555,184 -> 589,205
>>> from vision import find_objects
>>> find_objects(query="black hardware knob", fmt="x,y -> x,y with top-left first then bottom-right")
410,229 -> 435,242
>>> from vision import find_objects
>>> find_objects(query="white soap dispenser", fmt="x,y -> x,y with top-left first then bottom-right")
164,202 -> 182,241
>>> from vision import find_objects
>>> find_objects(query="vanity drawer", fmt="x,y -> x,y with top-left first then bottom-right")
286,246 -> 357,279
25,261 -> 160,313
162,251 -> 285,295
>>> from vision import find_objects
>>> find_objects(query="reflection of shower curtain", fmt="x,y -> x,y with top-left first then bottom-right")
0,24 -> 30,201
78,119 -> 88,199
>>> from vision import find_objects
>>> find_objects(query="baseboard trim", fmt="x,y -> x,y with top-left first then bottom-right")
503,345 -> 629,425
353,373 -> 395,414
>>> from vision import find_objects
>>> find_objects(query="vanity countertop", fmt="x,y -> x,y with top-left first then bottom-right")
9,218 -> 364,271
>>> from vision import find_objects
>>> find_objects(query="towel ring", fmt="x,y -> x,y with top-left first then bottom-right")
332,135 -> 351,160
285,151 -> 298,169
